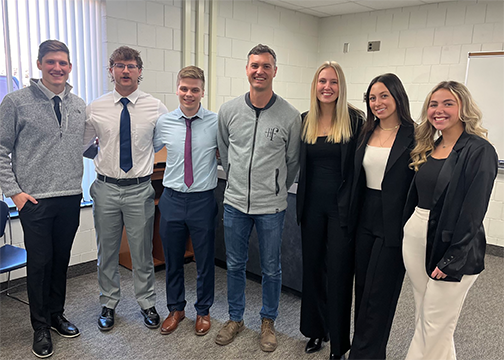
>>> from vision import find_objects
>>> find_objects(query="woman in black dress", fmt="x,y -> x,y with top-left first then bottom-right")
348,73 -> 415,360
296,61 -> 363,360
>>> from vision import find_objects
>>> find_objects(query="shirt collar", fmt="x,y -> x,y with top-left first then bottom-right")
36,79 -> 66,100
175,104 -> 204,120
113,88 -> 140,105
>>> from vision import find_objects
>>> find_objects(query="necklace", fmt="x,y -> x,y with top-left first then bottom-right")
319,125 -> 331,136
441,141 -> 456,148
378,123 -> 400,131
378,127 -> 399,147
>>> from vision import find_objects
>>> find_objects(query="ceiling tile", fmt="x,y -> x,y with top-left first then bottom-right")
421,0 -> 456,3
259,0 -> 302,10
312,2 -> 374,16
298,7 -> 331,17
259,0 -> 460,17
355,1 -> 424,11
283,0 -> 348,8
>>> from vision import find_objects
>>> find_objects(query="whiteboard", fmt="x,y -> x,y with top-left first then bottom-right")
465,51 -> 504,159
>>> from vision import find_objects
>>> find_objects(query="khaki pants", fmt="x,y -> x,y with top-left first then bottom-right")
403,207 -> 478,360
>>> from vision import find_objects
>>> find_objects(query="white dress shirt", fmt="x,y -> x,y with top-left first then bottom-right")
37,80 -> 65,115
84,88 -> 168,178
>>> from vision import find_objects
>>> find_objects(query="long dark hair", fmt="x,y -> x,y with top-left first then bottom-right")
359,73 -> 414,146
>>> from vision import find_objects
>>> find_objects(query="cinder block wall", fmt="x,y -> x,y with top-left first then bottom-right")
2,0 -> 502,283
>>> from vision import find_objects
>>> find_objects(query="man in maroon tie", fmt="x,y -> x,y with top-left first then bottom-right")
153,66 -> 218,337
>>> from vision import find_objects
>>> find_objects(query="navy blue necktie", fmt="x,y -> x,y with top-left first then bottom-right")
53,96 -> 62,125
119,97 -> 132,173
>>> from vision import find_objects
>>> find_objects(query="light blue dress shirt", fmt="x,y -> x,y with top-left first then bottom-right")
154,105 -> 218,192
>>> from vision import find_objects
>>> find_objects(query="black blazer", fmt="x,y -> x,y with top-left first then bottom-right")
296,108 -> 364,228
349,122 -> 415,247
403,132 -> 498,281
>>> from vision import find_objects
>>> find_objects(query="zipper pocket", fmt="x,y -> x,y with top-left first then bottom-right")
275,168 -> 279,195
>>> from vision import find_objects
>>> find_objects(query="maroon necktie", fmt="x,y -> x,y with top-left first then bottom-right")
184,116 -> 198,188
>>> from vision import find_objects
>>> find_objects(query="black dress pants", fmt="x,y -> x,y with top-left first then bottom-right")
349,189 -> 405,360
300,190 -> 354,357
19,195 -> 81,331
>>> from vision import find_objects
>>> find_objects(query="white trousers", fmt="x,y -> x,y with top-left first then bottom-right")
403,207 -> 478,360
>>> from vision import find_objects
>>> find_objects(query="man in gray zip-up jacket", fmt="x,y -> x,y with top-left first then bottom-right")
215,44 -> 301,352
0,40 -> 85,358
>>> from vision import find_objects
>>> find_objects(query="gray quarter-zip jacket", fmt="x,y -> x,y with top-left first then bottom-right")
217,92 -> 301,214
0,79 -> 86,198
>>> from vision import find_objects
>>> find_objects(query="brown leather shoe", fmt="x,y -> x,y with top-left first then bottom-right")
160,310 -> 185,335
194,314 -> 211,336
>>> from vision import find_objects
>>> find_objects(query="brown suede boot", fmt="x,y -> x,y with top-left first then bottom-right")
260,318 -> 277,352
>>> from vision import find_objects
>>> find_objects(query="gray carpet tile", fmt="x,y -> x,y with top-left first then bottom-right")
1,254 -> 502,360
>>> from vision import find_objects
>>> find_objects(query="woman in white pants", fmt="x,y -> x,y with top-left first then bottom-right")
402,81 -> 497,360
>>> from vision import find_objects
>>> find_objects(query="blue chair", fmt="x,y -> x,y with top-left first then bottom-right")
0,200 -> 28,304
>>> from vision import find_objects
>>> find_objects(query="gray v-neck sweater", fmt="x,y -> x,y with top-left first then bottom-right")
0,79 -> 86,199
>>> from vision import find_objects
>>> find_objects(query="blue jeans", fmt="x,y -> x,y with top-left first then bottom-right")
223,204 -> 286,322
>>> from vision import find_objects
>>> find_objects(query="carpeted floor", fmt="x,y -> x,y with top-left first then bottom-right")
1,254 -> 503,360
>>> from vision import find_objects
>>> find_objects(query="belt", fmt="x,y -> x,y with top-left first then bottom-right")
97,174 -> 150,186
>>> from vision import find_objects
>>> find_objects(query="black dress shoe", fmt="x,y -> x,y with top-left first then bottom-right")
32,329 -> 53,358
305,336 -> 329,353
140,306 -> 160,329
50,314 -> 80,338
98,307 -> 115,331
329,354 -> 345,360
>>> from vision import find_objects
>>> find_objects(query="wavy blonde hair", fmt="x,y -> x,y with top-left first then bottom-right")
410,81 -> 488,171
302,61 -> 359,144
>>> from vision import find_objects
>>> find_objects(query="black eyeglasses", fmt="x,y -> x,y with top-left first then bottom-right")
113,63 -> 139,70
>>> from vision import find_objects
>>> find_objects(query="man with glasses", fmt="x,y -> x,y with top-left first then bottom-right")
84,46 -> 168,331
0,40 -> 85,358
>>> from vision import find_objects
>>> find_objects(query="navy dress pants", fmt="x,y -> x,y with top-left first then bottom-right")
158,188 -> 217,316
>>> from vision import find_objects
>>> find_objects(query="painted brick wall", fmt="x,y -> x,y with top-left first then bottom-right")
486,174 -> 504,247
105,0 -> 185,110
215,0 -> 319,111
316,1 -> 503,247
2,1 -> 502,282
317,1 -> 504,117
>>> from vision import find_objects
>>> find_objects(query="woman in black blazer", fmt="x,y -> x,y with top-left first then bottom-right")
348,74 -> 415,360
402,81 -> 497,360
296,61 -> 363,360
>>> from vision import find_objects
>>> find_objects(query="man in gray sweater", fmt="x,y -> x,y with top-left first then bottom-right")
216,44 -> 301,352
0,40 -> 85,358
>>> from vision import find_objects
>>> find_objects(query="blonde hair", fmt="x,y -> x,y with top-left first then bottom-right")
177,65 -> 205,88
410,81 -> 488,171
302,61 -> 359,144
